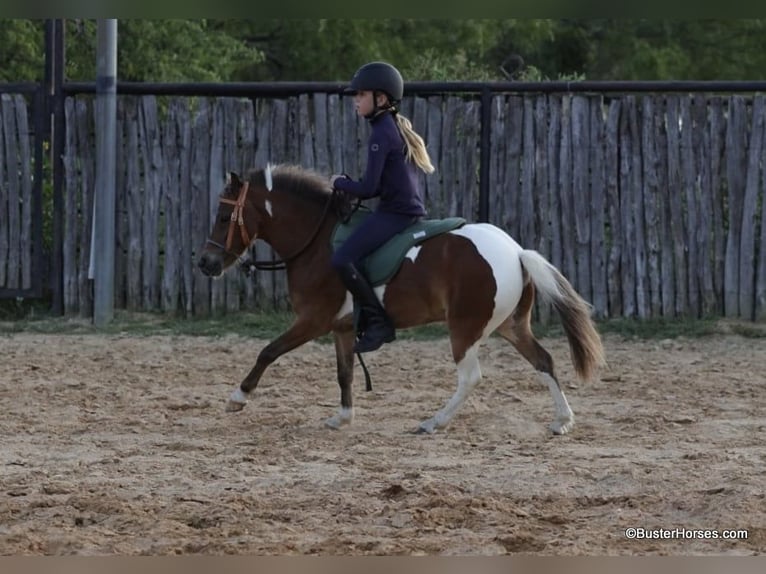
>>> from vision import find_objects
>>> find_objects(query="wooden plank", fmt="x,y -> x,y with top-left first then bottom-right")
520,96 -> 537,249
191,98 -> 212,316
546,96 -> 562,272
177,99 -> 194,316
535,95 -> 552,323
113,98 -> 127,308
451,97 -> 467,217
503,96 -> 523,238
604,98 -> 622,317
76,98 -> 94,317
123,98 -> 143,311
223,98 -> 241,314
589,96 -> 607,318
628,96 -> 647,318
571,94 -> 591,300
619,96 -> 636,317
425,96 -> 443,215
326,94 -> 342,174
161,99 -> 181,313
534,96 -> 550,257
693,96 -> 716,316
666,96 -> 688,316
1,94 -> 20,289
724,96 -> 747,317
271,99 -> 289,163
462,98 -> 480,220
558,95 -> 577,288
680,97 -> 699,317
299,94 -> 314,169
454,98 -> 467,217
208,98 -> 226,313
487,95 -> 505,229
14,95 -> 32,290
739,94 -> 765,320
236,99 -> 257,176
708,97 -> 726,314
641,96 -> 662,317
440,97 -> 458,218
341,95 -> 357,178
252,99 -> 274,310
0,96 -> 6,287
313,93 -> 330,175
655,96 -> 675,317
286,97 -> 299,165
271,99 -> 290,310
758,140 -> 766,320
62,98 -> 79,312
236,98 -> 257,310
413,96 -> 429,206
140,96 -> 164,312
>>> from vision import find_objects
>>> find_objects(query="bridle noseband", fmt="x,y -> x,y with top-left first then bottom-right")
206,181 -> 252,260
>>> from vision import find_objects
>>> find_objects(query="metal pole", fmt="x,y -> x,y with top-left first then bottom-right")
93,19 -> 117,326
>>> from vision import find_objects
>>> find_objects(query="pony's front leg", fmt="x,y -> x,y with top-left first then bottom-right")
324,328 -> 356,429
226,317 -> 329,412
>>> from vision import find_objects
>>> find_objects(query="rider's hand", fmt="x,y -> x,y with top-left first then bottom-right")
330,174 -> 348,189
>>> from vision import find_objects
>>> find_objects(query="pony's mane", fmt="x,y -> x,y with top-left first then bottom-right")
247,164 -> 332,206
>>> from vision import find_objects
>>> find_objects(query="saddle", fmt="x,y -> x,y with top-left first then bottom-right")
331,207 -> 466,286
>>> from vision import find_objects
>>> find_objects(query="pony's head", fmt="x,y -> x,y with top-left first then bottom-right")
197,169 -> 268,277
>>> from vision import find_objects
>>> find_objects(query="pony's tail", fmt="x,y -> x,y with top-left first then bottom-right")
518,249 -> 606,381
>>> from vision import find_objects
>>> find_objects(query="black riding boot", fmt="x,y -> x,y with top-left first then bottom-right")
337,263 -> 395,353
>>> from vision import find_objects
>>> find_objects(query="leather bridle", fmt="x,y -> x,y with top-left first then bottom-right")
205,180 -> 339,272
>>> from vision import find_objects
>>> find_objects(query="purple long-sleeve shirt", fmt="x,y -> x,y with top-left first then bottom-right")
334,111 -> 426,217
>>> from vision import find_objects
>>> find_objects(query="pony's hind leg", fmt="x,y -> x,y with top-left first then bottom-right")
497,284 -> 574,435
417,339 -> 483,435
324,327 -> 356,429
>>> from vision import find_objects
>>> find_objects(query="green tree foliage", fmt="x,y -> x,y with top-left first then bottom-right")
583,20 -> 766,80
0,20 -> 43,82
2,19 -> 766,84
219,19 -> 507,81
63,19 -> 262,82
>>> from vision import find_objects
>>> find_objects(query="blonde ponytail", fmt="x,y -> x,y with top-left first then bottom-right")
395,113 -> 435,174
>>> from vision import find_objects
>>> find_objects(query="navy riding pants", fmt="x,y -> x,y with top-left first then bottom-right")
331,211 -> 420,270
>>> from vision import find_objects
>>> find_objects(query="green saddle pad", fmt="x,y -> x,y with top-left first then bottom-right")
331,209 -> 466,286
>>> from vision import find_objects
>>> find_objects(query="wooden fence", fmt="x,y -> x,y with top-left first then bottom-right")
13,91 -> 766,319
0,93 -> 34,293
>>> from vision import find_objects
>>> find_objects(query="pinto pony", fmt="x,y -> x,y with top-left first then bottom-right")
197,165 -> 605,435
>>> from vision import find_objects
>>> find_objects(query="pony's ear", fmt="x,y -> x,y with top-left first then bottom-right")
226,171 -> 241,186
264,163 -> 274,192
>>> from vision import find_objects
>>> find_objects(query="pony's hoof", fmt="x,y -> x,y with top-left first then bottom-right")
415,420 -> 438,435
324,417 -> 343,430
324,408 -> 353,430
225,400 -> 246,413
550,418 -> 574,435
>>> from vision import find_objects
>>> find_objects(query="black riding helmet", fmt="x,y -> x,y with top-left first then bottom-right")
345,61 -> 404,104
